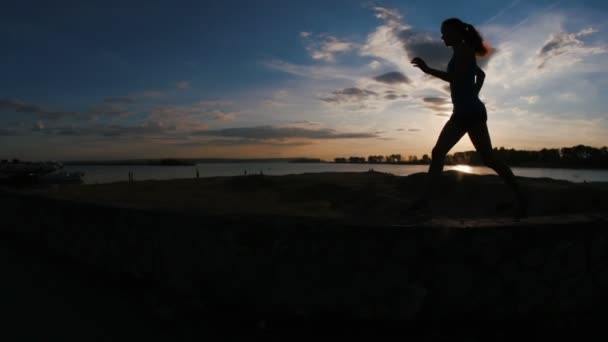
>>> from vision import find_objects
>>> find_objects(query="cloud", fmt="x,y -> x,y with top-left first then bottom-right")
373,71 -> 410,84
176,81 -> 191,89
384,94 -> 407,100
176,138 -> 313,147
408,128 -> 421,132
399,32 -> 455,69
369,60 -> 382,69
484,0 -> 521,24
371,6 -> 402,22
264,59 -> 361,81
520,95 -> 539,104
146,99 -> 235,129
193,125 -> 378,140
422,97 -> 449,105
290,120 -> 322,126
301,32 -> 358,62
361,6 -> 491,72
211,110 -> 239,121
36,121 -> 178,138
537,27 -> 606,69
103,96 -> 134,104
0,99 -> 77,121
261,90 -> 291,108
320,87 -> 379,104
198,99 -> 234,107
420,96 -> 452,115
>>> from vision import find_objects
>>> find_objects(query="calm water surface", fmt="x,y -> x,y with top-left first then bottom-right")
63,163 -> 608,184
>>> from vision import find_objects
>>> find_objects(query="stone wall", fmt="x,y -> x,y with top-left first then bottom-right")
2,190 -> 607,322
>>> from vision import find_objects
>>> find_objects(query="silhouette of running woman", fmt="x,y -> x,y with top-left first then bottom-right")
410,18 -> 527,217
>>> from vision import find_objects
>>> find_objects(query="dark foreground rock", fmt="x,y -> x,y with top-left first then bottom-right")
1,171 -> 608,337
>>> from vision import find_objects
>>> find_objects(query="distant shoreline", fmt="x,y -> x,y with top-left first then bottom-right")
60,159 -> 608,170
61,158 -> 324,166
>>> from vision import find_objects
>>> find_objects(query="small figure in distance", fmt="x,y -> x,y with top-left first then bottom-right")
409,18 -> 527,218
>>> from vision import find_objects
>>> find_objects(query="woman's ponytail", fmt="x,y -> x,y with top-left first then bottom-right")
462,22 -> 489,57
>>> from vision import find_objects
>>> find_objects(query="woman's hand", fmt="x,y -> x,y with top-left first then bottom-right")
411,57 -> 429,72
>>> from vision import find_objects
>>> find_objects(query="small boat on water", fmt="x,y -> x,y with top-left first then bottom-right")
0,159 -> 84,185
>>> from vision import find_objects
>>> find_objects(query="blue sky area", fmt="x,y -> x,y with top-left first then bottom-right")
1,0 -> 607,160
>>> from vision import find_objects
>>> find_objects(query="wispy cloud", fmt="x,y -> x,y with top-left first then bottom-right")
210,110 -> 239,122
193,125 -> 378,140
264,59 -> 362,81
418,96 -> 451,115
146,100 -> 236,130
198,99 -> 234,107
0,99 -> 80,121
361,6 -> 493,75
373,71 -> 410,84
175,81 -> 191,89
484,0 -> 521,24
300,32 -> 358,62
319,87 -> 379,104
384,94 -> 408,100
33,121 -> 178,138
422,97 -> 449,105
289,120 -> 322,126
537,27 -> 606,69
176,138 -> 313,147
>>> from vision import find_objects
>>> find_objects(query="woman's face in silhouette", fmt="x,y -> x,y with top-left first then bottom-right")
441,23 -> 461,47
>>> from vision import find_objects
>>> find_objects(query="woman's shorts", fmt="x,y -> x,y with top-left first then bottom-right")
449,114 -> 487,131
450,100 -> 487,130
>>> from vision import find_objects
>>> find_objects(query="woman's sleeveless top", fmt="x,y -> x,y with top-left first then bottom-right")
447,55 -> 487,123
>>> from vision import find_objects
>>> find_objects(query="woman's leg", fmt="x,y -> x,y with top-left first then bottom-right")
429,119 -> 468,175
420,119 -> 468,202
468,122 -> 527,216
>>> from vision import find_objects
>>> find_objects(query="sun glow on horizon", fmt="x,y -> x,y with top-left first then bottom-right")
452,164 -> 475,174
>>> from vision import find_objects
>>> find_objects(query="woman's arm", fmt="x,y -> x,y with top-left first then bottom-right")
411,57 -> 451,82
424,67 -> 452,83
474,65 -> 485,95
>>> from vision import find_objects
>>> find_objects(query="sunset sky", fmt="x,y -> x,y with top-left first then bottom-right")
1,0 -> 607,161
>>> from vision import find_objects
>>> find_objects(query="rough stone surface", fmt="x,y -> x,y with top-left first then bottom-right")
1,186 -> 608,322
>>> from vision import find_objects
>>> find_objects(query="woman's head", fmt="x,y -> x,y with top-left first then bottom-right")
441,18 -> 491,57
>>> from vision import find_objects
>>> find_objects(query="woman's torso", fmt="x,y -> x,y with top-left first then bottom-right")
447,54 -> 486,121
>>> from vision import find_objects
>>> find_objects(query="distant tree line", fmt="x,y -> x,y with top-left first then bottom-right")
334,145 -> 608,169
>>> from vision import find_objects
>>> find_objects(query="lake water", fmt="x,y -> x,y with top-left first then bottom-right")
63,163 -> 608,184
